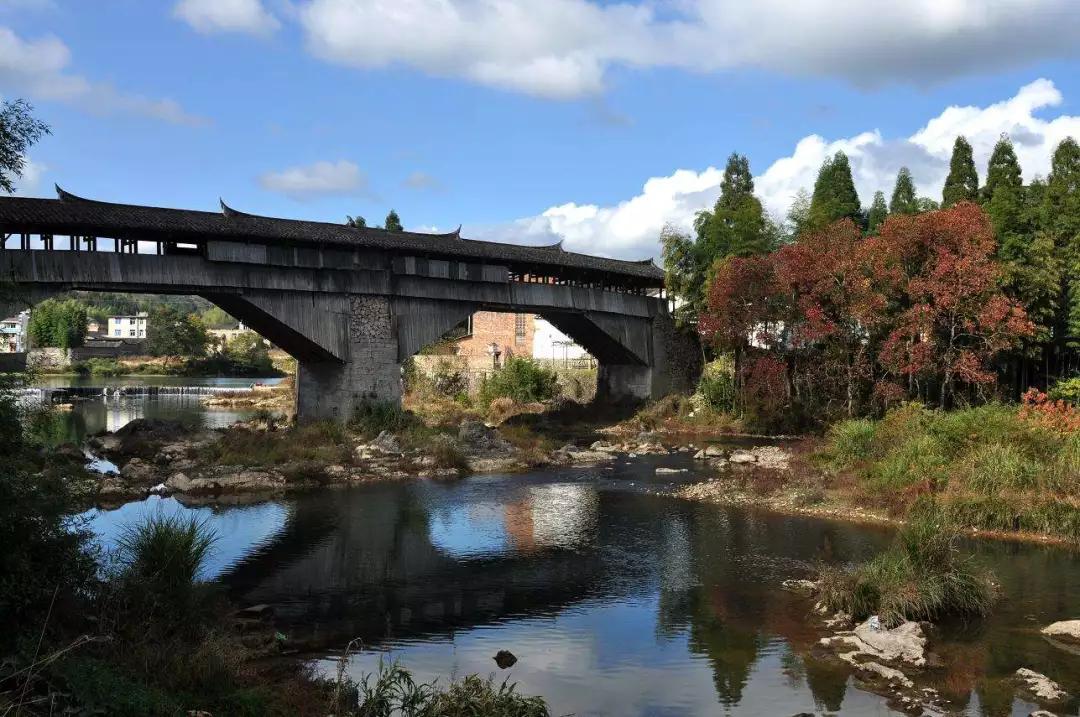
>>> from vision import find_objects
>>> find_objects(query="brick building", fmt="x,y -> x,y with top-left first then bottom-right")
453,311 -> 535,369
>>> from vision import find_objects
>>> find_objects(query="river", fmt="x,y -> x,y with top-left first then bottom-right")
84,461 -> 1080,716
28,375 -> 286,444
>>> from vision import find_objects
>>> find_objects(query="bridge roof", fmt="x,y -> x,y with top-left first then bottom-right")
0,189 -> 664,284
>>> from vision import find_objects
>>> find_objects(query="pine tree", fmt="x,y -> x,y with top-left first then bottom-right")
942,136 -> 978,206
889,167 -> 918,214
983,135 -> 1023,204
866,191 -> 888,234
808,151 -> 862,230
717,152 -> 754,209
1043,137 -> 1080,340
384,210 -> 403,232
694,153 -> 774,260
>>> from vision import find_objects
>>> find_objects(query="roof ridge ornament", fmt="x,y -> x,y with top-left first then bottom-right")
55,185 -> 90,202
219,199 -> 257,219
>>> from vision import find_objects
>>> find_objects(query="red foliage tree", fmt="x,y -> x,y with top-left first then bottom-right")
700,202 -> 1032,423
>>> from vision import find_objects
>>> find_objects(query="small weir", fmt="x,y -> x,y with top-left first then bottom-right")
21,385 -> 256,402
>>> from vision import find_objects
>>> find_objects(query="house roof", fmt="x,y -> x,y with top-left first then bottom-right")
0,187 -> 664,284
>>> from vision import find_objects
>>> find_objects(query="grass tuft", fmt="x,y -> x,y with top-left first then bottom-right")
817,512 -> 996,626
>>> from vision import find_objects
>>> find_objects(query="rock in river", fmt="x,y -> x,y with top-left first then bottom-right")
493,650 -> 517,669
1041,619 -> 1080,646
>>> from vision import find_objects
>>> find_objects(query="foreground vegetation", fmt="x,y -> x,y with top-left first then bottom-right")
1,373 -> 553,714
818,401 -> 1080,542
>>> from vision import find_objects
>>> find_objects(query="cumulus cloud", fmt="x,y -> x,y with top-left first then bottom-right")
173,0 -> 280,36
475,79 -> 1080,260
0,27 -> 206,125
295,0 -> 1080,99
258,159 -> 367,200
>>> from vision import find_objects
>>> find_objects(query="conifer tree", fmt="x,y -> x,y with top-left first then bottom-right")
1043,138 -> 1080,339
808,151 -> 862,229
866,191 -> 888,234
384,209 -> 403,232
889,167 -> 918,214
942,136 -> 978,206
983,135 -> 1022,204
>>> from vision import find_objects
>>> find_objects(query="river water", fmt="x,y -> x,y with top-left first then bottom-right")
28,375 -> 285,443
85,459 -> 1080,716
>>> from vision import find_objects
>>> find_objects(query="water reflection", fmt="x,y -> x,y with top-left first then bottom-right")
86,466 -> 1080,717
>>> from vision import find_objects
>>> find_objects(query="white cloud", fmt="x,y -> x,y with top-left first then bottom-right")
404,171 -> 441,191
258,159 -> 367,200
295,0 -> 1080,99
477,79 -> 1080,260
173,0 -> 280,36
0,27 -> 206,125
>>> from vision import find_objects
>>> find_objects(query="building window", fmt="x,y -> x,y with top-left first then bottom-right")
129,329 -> 136,337
514,314 -> 526,345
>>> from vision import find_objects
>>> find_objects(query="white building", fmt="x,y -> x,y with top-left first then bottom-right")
532,317 -> 592,366
108,312 -> 148,339
0,311 -> 28,353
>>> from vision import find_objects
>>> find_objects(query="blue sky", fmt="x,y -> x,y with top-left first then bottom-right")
3,1 -> 1080,259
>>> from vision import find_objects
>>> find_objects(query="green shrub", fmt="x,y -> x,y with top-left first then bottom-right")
825,418 -> 877,465
479,357 -> 559,405
428,435 -> 469,474
958,443 -> 1041,492
351,401 -> 424,438
817,513 -> 996,625
1048,376 -> 1080,404
74,357 -> 123,376
697,358 -> 736,412
866,434 -> 947,492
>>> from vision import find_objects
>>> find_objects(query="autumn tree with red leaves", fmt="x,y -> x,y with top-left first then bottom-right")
701,203 -> 1032,426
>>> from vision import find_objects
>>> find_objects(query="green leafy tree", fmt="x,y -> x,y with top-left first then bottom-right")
146,305 -> 209,363
942,136 -> 979,206
225,331 -> 274,374
346,215 -> 367,228
27,298 -> 88,348
808,151 -> 862,230
866,191 -> 888,235
384,210 -> 403,232
786,188 -> 812,240
0,99 -> 50,194
889,167 -> 918,214
199,306 -> 237,329
663,153 -> 776,323
660,224 -> 699,326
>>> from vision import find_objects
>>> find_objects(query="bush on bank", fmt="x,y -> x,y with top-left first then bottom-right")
819,402 -> 1080,541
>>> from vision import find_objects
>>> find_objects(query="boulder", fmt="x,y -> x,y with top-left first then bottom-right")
1015,668 -> 1067,702
165,472 -> 194,492
590,440 -> 618,453
369,431 -> 402,455
493,650 -> 517,669
655,467 -> 688,474
693,449 -> 707,460
155,442 -> 190,466
753,446 -> 793,471
458,421 -> 512,453
820,617 -> 927,667
120,458 -> 156,485
1041,619 -> 1080,646
704,445 -> 726,458
729,449 -> 757,464
54,443 -> 86,462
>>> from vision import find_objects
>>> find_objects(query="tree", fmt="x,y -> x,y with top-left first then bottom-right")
1043,138 -> 1080,338
384,210 -> 403,232
867,191 -> 888,234
660,224 -> 699,326
877,204 -> 1032,407
199,306 -> 237,329
145,305 -> 209,363
346,215 -> 367,228
225,331 -> 273,374
808,151 -> 862,230
942,136 -> 979,206
983,134 -> 1022,204
889,167 -> 918,215
694,153 -> 776,260
27,298 -> 88,348
0,99 -> 50,194
786,188 -> 812,240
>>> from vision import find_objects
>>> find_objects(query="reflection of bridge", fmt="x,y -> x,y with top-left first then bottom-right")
0,189 -> 699,419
